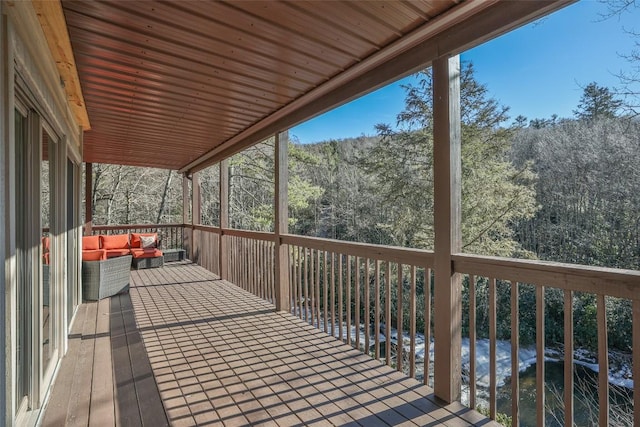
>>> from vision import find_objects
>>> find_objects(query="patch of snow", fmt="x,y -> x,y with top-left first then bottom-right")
294,310 -> 633,389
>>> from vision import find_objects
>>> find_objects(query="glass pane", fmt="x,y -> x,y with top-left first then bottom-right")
67,159 -> 76,325
15,109 -> 29,410
41,129 -> 53,373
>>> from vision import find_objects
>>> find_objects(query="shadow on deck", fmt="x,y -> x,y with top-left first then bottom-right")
42,261 -> 498,427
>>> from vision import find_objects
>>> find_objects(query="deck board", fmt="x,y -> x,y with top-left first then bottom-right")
40,304 -> 87,427
90,298 -> 115,427
44,261 -> 498,427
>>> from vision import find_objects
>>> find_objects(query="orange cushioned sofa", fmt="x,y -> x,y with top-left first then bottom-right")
80,233 -> 164,300
81,233 -> 164,265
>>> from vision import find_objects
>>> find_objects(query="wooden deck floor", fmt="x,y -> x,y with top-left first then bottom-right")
43,261 -> 497,427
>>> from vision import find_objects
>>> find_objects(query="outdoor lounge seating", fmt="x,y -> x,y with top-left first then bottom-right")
81,255 -> 132,300
80,232 -> 164,300
129,232 -> 164,268
81,233 -> 164,267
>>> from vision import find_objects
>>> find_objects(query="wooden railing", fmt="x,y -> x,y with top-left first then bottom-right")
226,229 -> 276,302
191,225 -> 220,276
190,226 -> 276,301
91,223 -> 185,249
97,223 -> 639,425
453,253 -> 640,426
282,234 -> 435,382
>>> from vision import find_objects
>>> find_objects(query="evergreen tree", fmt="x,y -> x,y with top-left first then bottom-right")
361,62 -> 538,256
573,82 -> 622,120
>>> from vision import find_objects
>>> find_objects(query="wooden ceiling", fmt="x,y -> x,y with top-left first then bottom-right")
59,0 -> 570,173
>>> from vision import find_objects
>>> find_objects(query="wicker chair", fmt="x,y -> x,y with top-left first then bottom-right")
82,255 -> 132,301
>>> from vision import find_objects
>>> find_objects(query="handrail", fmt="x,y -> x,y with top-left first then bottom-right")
453,253 -> 640,300
92,223 -> 184,230
191,225 -> 275,242
223,228 -> 274,242
90,223 -> 186,250
282,234 -> 434,266
192,224 -> 220,233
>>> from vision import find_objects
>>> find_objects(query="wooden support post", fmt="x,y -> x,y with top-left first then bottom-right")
182,174 -> 191,259
219,159 -> 229,279
192,171 -> 201,225
84,162 -> 92,235
432,54 -> 462,403
191,172 -> 200,263
274,131 -> 290,312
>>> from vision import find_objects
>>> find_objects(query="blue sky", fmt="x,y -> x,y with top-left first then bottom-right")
291,1 -> 640,144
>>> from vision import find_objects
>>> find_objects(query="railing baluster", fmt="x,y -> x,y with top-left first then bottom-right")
251,238 -> 255,295
297,246 -> 304,319
316,249 -> 321,330
346,255 -> 352,345
270,242 -> 275,303
385,261 -> 392,367
304,247 -> 309,322
536,285 -> 545,427
310,249 -> 315,326
597,294 -> 609,427
258,240 -> 263,298
397,264 -> 403,373
264,240 -> 269,301
374,260 -> 380,360
563,289 -> 573,427
364,258 -> 370,354
324,251 -> 329,334
511,281 -> 519,426
259,240 -> 264,299
489,277 -> 497,420
290,245 -> 295,313
293,246 -> 299,316
254,239 -> 259,296
409,265 -> 416,378
355,257 -> 360,351
338,253 -> 344,341
424,267 -> 432,387
246,238 -> 250,292
237,237 -> 242,288
330,252 -> 336,338
634,299 -> 640,427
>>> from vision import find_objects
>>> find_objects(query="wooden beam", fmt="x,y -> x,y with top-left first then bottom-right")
180,0 -> 571,174
84,162 -> 92,235
274,131 -> 290,312
31,0 -> 90,130
432,54 -> 462,403
219,159 -> 229,280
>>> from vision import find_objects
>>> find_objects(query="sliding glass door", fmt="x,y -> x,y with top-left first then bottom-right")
13,97 -> 67,419
14,107 -> 31,414
41,127 -> 58,383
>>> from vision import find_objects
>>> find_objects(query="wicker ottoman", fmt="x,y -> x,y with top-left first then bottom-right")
163,249 -> 186,262
131,255 -> 164,270
82,255 -> 132,301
